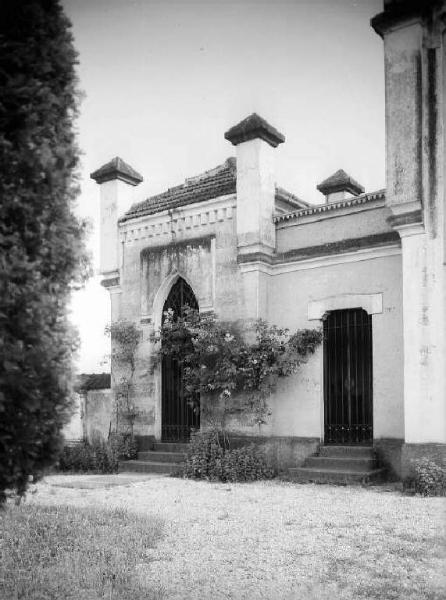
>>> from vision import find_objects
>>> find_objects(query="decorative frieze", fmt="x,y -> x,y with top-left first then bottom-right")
119,197 -> 236,244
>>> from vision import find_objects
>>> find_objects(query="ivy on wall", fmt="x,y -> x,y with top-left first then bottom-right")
151,308 -> 322,429
105,321 -> 142,437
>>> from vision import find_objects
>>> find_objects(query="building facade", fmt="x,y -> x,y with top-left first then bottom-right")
91,0 -> 446,478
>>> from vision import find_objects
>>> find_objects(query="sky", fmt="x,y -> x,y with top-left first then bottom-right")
64,0 -> 385,373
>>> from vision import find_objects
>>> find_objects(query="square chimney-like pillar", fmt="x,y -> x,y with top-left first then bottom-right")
225,113 -> 284,258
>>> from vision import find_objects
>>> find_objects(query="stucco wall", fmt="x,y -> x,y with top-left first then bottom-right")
83,389 -> 113,442
276,202 -> 393,253
265,252 -> 404,441
113,193 -> 404,446
114,195 -> 252,438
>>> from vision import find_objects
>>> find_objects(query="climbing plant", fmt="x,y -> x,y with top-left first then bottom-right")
105,320 -> 142,438
151,308 -> 322,429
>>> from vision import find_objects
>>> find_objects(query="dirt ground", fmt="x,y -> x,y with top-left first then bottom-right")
28,474 -> 446,600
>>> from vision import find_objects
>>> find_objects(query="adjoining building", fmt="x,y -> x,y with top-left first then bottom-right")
91,0 -> 446,479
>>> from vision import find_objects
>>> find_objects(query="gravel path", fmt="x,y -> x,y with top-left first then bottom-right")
29,475 -> 446,600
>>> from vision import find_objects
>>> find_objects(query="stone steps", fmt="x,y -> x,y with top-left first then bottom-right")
288,445 -> 386,485
305,456 -> 377,472
137,450 -> 186,463
119,441 -> 188,475
318,445 -> 375,458
152,442 -> 189,453
119,460 -> 182,474
288,466 -> 385,485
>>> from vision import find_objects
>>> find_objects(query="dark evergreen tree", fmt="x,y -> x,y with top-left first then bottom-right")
0,0 -> 89,500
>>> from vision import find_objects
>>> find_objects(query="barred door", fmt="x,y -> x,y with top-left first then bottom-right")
323,308 -> 373,445
161,278 -> 200,441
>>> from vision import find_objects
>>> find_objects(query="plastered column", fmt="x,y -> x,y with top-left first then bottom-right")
98,179 -> 136,276
90,157 -> 143,321
400,229 -> 446,443
224,113 -> 284,320
235,138 -> 276,252
372,1 -> 446,451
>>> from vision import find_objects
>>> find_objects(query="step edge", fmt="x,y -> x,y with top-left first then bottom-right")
120,460 -> 182,468
309,456 -> 377,462
289,467 -> 385,476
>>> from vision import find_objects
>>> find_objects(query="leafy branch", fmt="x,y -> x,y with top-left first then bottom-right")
151,308 -> 322,428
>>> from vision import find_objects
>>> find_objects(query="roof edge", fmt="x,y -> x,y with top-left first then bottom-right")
274,189 -> 386,223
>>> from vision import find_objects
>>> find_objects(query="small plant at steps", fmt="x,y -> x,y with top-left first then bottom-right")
57,434 -> 137,474
409,457 -> 446,497
182,430 -> 275,482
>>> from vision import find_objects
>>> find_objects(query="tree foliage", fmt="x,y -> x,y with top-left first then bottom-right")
0,0 -> 89,500
152,308 -> 322,428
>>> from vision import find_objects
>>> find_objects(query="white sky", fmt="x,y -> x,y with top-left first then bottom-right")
65,0 -> 385,373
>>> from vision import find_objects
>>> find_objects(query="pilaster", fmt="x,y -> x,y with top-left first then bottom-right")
225,113 -> 284,319
372,0 -> 446,448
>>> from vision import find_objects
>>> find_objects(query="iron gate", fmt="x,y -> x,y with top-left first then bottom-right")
323,308 -> 373,445
161,278 -> 200,441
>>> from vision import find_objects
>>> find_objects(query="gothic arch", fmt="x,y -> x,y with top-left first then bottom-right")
152,271 -> 197,330
160,277 -> 200,441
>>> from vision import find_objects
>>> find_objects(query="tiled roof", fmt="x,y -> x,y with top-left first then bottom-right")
90,157 -> 143,186
121,158 -> 307,222
75,373 -> 111,392
317,169 -> 364,196
274,189 -> 386,223
224,113 -> 285,148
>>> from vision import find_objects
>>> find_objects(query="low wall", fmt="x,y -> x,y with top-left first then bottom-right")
62,393 -> 83,441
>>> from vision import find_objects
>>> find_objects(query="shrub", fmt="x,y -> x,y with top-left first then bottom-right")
109,433 -> 138,460
220,445 -> 275,482
410,458 -> 446,497
0,0 -> 89,501
183,430 -> 275,482
58,442 -> 95,472
57,435 -> 137,474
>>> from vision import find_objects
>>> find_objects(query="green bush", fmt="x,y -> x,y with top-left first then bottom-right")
183,431 -> 275,482
57,435 -> 137,474
410,458 -> 446,497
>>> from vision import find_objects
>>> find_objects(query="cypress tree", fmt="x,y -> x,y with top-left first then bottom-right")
0,0 -> 89,500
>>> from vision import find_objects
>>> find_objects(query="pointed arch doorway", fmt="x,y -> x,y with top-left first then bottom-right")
161,277 -> 200,441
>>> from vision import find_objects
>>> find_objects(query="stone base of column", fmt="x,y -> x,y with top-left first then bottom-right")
373,438 -> 404,480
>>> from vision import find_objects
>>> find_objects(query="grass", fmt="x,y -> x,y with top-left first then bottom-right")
0,503 -> 164,600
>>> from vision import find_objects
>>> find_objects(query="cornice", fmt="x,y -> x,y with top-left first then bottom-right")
387,209 -> 423,229
239,244 -> 401,276
273,190 -> 386,224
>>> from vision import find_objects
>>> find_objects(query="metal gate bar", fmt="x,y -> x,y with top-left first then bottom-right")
161,278 -> 200,442
323,308 -> 373,445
